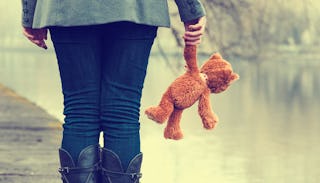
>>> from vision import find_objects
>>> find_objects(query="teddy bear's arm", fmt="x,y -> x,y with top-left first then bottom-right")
184,45 -> 199,74
198,88 -> 218,129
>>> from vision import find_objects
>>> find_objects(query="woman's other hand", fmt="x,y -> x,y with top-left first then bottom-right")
183,16 -> 206,46
23,27 -> 48,49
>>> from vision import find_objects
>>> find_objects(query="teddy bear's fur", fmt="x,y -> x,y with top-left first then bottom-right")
145,45 -> 239,140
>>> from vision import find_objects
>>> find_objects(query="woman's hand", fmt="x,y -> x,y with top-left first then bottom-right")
23,27 -> 48,49
183,16 -> 206,46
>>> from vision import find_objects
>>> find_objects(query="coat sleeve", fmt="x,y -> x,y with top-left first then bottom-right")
21,0 -> 37,27
174,0 -> 206,22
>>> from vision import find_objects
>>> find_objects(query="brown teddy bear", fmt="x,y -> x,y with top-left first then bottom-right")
145,45 -> 239,140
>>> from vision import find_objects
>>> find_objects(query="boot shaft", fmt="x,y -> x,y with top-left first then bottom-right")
59,144 -> 101,183
58,145 -> 142,183
101,148 -> 142,183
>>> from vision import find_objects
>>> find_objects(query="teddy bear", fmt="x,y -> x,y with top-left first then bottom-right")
145,45 -> 239,140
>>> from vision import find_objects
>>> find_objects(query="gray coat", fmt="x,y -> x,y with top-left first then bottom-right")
22,0 -> 206,28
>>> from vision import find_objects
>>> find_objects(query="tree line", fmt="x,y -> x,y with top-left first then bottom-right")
168,0 -> 320,61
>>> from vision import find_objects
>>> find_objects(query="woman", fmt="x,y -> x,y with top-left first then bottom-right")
21,0 -> 206,182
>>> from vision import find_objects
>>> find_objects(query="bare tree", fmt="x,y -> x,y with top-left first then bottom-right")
163,0 -> 319,62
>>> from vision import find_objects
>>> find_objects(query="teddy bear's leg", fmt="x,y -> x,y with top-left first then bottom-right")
164,108 -> 184,140
145,93 -> 174,124
198,89 -> 218,129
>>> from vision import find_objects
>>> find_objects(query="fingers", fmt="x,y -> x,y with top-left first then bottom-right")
26,36 -> 48,49
188,23 -> 202,32
183,34 -> 201,46
22,27 -> 48,49
183,16 -> 206,46
185,39 -> 201,46
183,29 -> 203,46
184,35 -> 201,41
183,27 -> 203,45
31,39 -> 47,49
23,29 -> 36,40
184,30 -> 202,37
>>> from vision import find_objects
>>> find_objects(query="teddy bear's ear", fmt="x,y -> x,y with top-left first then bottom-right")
230,73 -> 240,81
210,53 -> 222,60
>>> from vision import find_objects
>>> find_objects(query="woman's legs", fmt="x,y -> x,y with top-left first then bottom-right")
50,26 -> 102,163
50,22 -> 157,173
100,22 -> 157,170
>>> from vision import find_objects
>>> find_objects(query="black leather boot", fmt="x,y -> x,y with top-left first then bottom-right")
58,144 -> 101,183
101,148 -> 142,183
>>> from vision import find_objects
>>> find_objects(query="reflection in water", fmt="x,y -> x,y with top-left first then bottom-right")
1,47 -> 319,183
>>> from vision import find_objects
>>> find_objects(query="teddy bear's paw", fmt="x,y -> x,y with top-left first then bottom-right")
203,118 -> 217,130
145,107 -> 167,124
164,126 -> 184,140
213,114 -> 219,122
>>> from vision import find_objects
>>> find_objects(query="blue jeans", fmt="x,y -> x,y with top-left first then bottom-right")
50,22 -> 157,169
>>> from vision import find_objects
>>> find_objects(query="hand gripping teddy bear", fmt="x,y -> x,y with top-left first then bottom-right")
145,45 -> 239,140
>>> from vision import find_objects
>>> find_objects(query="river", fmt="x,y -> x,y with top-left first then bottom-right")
1,1 -> 320,183
1,44 -> 320,183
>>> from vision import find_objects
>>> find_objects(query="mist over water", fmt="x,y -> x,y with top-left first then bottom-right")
1,1 -> 320,183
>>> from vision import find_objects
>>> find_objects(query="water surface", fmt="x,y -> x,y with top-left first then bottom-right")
1,1 -> 319,182
1,46 -> 319,183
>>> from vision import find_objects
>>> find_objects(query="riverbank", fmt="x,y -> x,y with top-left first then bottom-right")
0,84 -> 61,183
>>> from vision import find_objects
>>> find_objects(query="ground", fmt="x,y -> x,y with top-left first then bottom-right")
0,84 -> 62,183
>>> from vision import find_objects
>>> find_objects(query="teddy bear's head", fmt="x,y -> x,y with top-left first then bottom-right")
200,53 -> 239,93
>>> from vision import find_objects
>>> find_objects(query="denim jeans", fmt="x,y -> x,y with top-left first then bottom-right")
50,22 -> 157,169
